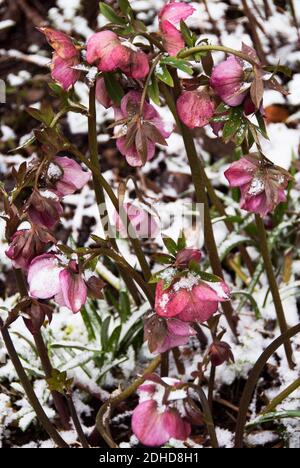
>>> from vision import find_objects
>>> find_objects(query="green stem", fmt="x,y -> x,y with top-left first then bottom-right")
179,44 -> 258,66
66,394 -> 90,448
262,377 -> 300,415
161,83 -> 237,337
0,318 -> 68,448
88,84 -> 142,303
14,269 -> 71,429
66,143 -> 152,282
255,215 -> 294,369
95,355 -> 161,448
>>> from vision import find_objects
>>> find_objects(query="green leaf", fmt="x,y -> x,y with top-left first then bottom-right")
80,306 -> 97,341
163,237 -> 178,255
256,112 -> 269,139
152,253 -> 174,264
108,325 -> 122,352
264,64 -> 292,78
148,75 -> 161,106
177,231 -> 187,250
119,291 -> 131,322
47,369 -> 73,394
155,64 -> 174,87
222,107 -> 243,140
118,0 -> 131,15
103,72 -> 124,105
246,411 -> 300,429
189,260 -> 221,282
180,20 -> 195,47
101,316 -> 111,351
231,291 -> 261,319
235,119 -> 248,146
99,2 -> 127,25
161,57 -> 193,76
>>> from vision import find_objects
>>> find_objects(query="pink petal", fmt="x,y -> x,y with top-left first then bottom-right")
53,156 -> 90,196
132,400 -> 171,446
28,254 -> 62,299
59,269 -> 87,313
51,54 -> 81,90
86,31 -> 130,72
95,77 -> 112,108
114,203 -> 158,238
224,158 -> 257,187
121,49 -> 149,80
39,27 -> 78,59
177,91 -> 216,129
161,20 -> 185,56
159,2 -> 195,24
116,137 -> 155,167
210,56 -> 247,107
162,408 -> 191,440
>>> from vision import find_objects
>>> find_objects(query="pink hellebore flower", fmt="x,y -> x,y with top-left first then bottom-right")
159,1 -> 195,56
210,56 -> 247,107
132,377 -> 191,446
27,190 -> 63,230
86,31 -> 149,80
28,254 -> 87,313
47,156 -> 91,197
114,91 -> 171,167
114,202 -> 159,239
177,90 -> 216,129
39,28 -> 81,90
5,226 -> 56,270
224,154 -> 291,217
155,273 -> 230,322
144,312 -> 196,354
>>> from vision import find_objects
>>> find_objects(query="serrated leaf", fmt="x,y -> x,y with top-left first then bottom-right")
161,57 -> 193,76
222,107 -> 243,140
99,2 -> 127,25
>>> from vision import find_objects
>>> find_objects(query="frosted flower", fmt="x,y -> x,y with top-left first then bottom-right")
132,376 -> 191,446
47,156 -> 91,197
27,190 -> 63,230
155,274 -> 230,322
28,255 -> 87,313
224,154 -> 291,217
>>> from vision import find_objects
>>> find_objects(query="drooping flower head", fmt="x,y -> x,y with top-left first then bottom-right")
5,226 -> 56,270
224,153 -> 292,217
46,156 -> 91,197
39,28 -> 81,90
28,254 -> 87,313
95,77 -> 113,109
210,56 -> 247,107
177,90 -> 216,129
132,376 -> 191,446
114,91 -> 171,166
113,202 -> 159,239
144,312 -> 196,353
27,190 -> 63,230
208,341 -> 234,367
159,1 -> 195,56
155,270 -> 230,323
86,31 -> 149,80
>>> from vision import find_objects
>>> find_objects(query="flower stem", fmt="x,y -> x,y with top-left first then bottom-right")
66,394 -> 90,448
255,215 -> 294,369
161,83 -> 237,337
14,269 -> 71,429
0,317 -> 69,448
179,44 -> 259,66
95,355 -> 161,448
88,84 -> 148,299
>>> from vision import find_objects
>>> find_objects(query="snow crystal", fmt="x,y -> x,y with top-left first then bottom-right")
247,177 -> 265,196
246,431 -> 278,447
173,273 -> 199,292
